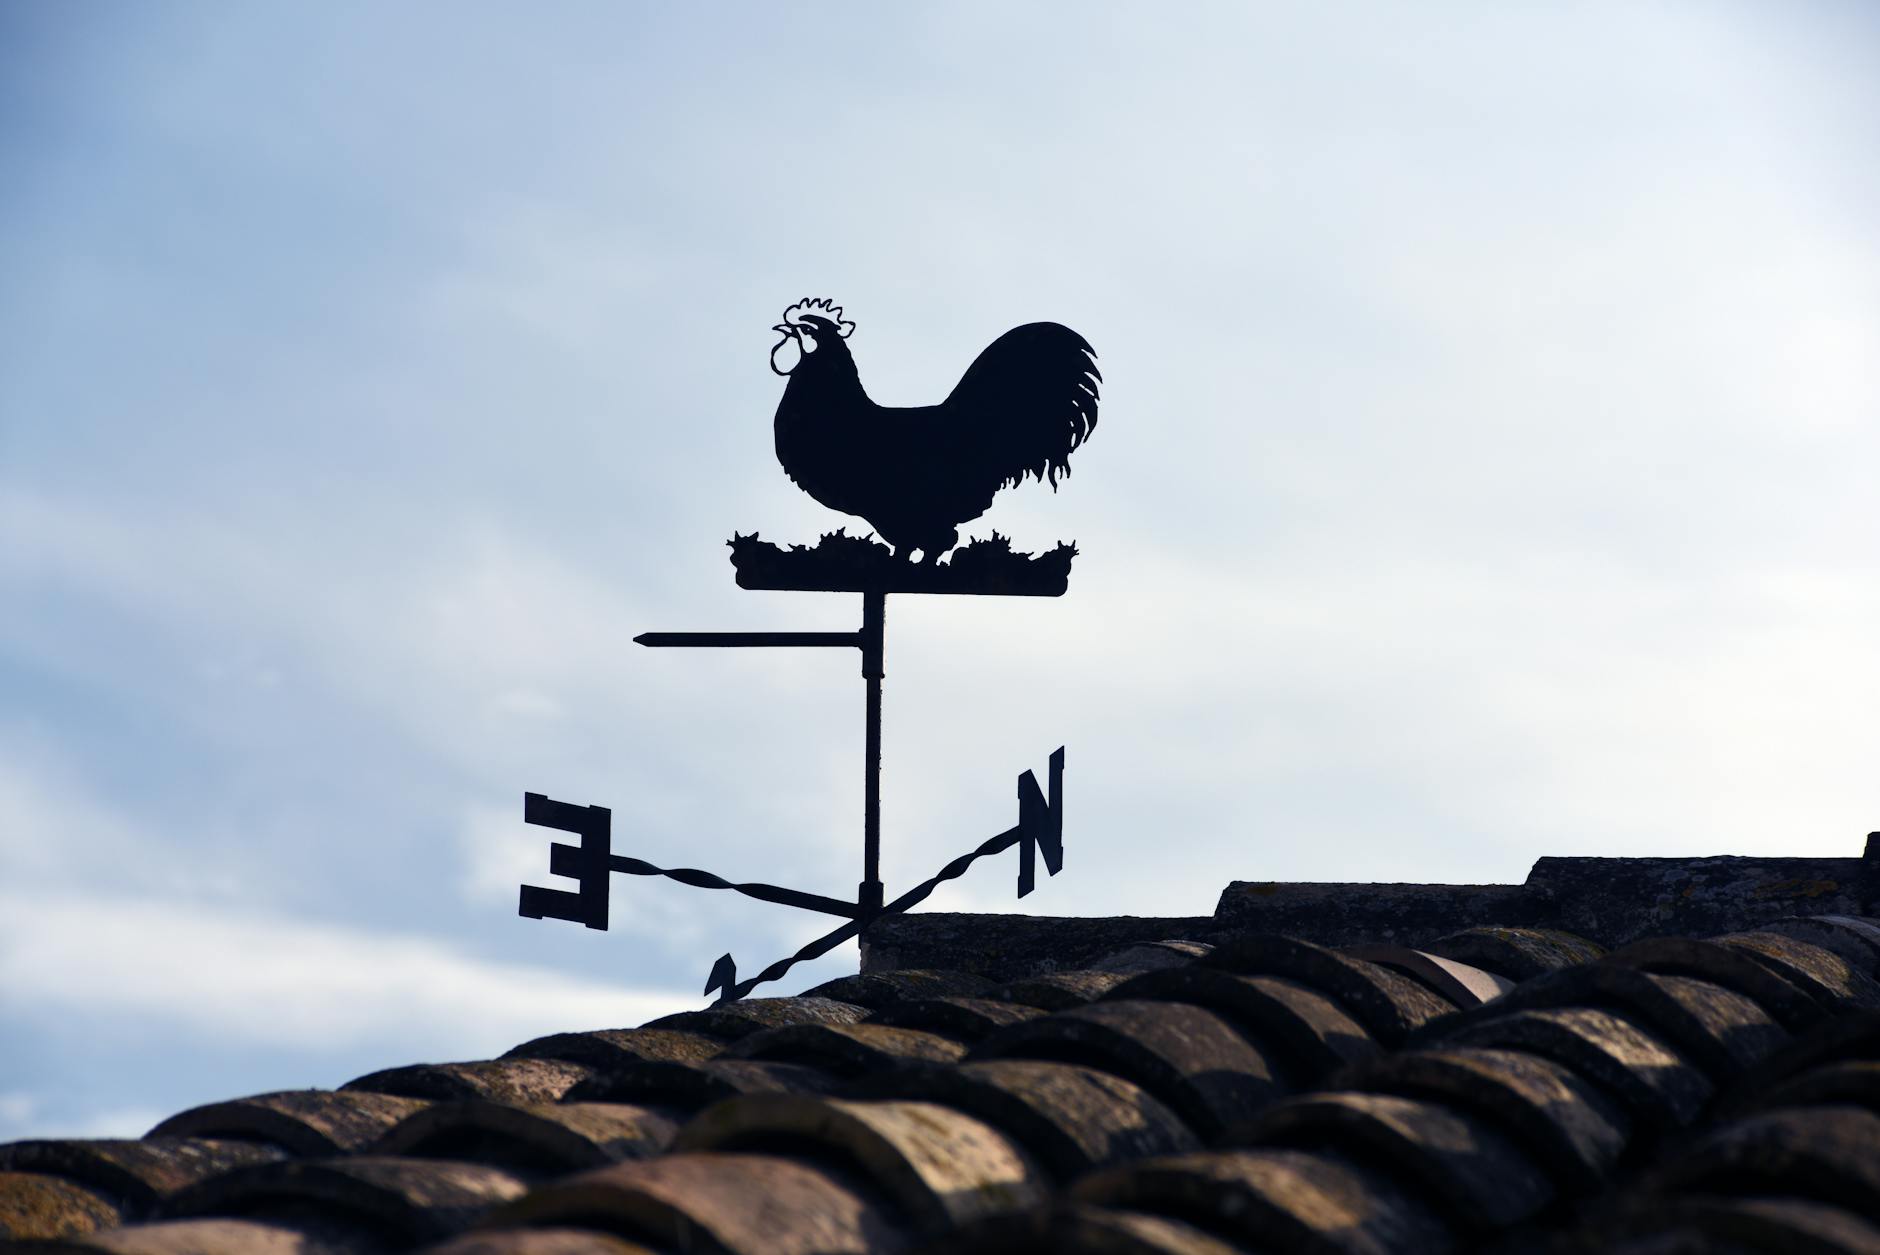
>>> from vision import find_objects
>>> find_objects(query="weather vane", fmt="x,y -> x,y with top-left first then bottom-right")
519,299 -> 1100,1001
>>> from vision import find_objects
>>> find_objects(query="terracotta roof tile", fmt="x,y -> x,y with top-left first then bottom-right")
481,1152 -> 906,1254
1604,936 -> 1835,1030
1198,935 -> 1458,1046
1590,1196 -> 1880,1255
1243,1090 -> 1557,1232
10,881 -> 1879,1254
1715,1008 -> 1880,1108
849,1060 -> 1199,1181
1550,1009 -> 1880,1250
29,1216 -> 365,1253
498,1027 -> 724,1070
1106,968 -> 1377,1083
1475,964 -> 1790,1080
927,1202 -> 1250,1254
420,1229 -> 661,1255
968,1000 -> 1285,1139
340,1061 -> 593,1107
1436,1005 -> 1713,1127
423,1232 -> 665,1247
1421,926 -> 1607,981
672,1093 -> 1046,1232
1656,1104 -> 1880,1220
641,996 -> 867,1041
859,996 -> 1043,1043
720,1022 -> 969,1076
1795,915 -> 1880,968
0,1170 -> 122,1241
1074,1147 -> 1458,1254
1331,1044 -> 1630,1191
0,1140 -> 285,1217
1749,1059 -> 1880,1115
147,1092 -> 430,1158
797,970 -> 995,1010
157,1158 -> 528,1246
1339,945 -> 1515,1008
370,1102 -> 680,1174
1083,941 -> 1218,977
1716,930 -> 1880,1013
984,969 -> 1131,1010
563,1057 -> 841,1109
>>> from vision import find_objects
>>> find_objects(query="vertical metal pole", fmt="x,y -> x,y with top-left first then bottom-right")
859,590 -> 886,916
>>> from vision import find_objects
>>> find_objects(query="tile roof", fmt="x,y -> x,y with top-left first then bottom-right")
5,876 -> 1880,1252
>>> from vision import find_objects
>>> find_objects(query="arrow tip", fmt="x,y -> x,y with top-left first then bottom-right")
704,953 -> 737,999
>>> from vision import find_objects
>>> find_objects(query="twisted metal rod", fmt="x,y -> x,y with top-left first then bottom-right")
608,855 -> 859,919
710,820 -> 1027,1001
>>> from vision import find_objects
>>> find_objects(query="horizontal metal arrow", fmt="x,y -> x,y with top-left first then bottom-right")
634,631 -> 860,649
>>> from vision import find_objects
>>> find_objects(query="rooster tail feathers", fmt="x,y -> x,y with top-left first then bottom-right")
943,322 -> 1100,496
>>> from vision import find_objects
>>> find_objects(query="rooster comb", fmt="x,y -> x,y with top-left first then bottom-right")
780,298 -> 851,330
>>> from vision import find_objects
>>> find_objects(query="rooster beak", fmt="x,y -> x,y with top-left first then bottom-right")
772,324 -> 793,335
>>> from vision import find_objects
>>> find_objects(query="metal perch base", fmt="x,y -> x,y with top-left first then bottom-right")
729,530 -> 1076,597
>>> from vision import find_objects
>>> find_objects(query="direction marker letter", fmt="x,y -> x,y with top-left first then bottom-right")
518,793 -> 612,931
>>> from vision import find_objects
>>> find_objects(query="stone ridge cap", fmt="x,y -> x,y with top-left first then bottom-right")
858,910 -> 1216,923
1219,879 -> 1525,892
1529,853 -> 1870,874
870,846 -> 1878,979
1217,850 -> 1878,901
1218,851 -> 1874,898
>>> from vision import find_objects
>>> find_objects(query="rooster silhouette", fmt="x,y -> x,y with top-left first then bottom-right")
770,299 -> 1100,562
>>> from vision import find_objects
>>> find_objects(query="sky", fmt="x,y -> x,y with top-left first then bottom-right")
2,1 -> 1877,1141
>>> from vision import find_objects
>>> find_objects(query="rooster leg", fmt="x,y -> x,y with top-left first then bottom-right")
918,528 -> 958,565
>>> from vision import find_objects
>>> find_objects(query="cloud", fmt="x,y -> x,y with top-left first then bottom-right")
0,740 -> 149,885
1,0 -> 1877,1143
0,888 -> 687,1057
0,1092 -> 30,1130
0,1092 -> 168,1143
0,728 -> 691,1059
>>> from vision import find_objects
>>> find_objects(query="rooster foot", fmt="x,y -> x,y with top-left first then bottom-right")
889,544 -> 945,565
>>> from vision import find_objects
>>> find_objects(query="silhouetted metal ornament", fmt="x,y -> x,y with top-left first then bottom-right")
519,300 -> 1098,1002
